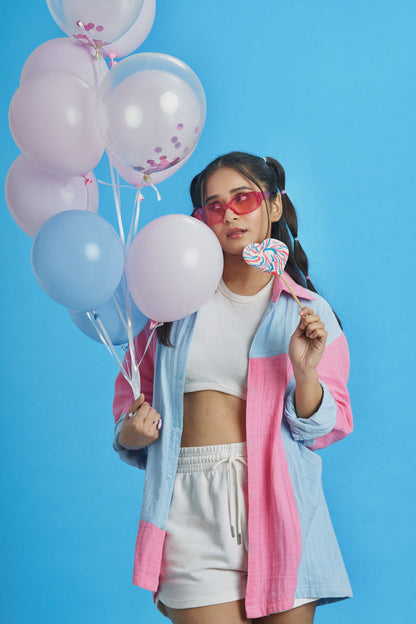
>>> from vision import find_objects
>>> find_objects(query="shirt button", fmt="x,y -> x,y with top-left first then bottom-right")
177,373 -> 183,380
167,474 -> 172,480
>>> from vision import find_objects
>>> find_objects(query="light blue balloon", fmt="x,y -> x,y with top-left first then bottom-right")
31,210 -> 125,312
68,281 -> 148,345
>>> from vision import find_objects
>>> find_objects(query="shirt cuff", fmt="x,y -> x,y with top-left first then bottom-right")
113,415 -> 148,469
284,381 -> 337,447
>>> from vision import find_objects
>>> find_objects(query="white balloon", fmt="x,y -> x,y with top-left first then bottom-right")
109,145 -> 196,187
20,38 -> 108,90
96,53 -> 206,175
5,154 -> 98,237
102,0 -> 156,59
126,215 -> 223,322
9,70 -> 105,177
46,0 -> 144,47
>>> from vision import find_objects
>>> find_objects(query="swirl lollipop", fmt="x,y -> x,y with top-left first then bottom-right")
243,238 -> 303,308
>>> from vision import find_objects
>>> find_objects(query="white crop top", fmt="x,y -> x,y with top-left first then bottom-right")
184,277 -> 274,400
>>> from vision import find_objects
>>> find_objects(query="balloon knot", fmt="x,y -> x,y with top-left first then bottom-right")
83,175 -> 93,186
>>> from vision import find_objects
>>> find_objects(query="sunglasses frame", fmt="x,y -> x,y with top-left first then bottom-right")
192,190 -> 271,225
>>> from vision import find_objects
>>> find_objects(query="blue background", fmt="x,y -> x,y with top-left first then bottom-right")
1,1 -> 415,622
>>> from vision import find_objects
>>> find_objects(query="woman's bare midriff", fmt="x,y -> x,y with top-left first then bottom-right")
181,390 -> 246,447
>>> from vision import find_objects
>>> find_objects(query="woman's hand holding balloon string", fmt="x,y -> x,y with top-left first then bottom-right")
118,393 -> 162,450
289,306 -> 328,419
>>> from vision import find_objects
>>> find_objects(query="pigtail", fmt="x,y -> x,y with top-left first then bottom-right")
156,322 -> 173,347
266,157 -> 317,293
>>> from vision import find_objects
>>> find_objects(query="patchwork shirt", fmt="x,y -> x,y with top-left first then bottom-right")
112,272 -> 353,618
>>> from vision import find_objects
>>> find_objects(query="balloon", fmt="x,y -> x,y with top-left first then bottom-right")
31,210 -> 124,311
9,70 -> 105,177
69,280 -> 147,345
5,154 -> 99,237
20,38 -> 108,90
109,145 -> 196,187
96,53 -> 206,176
46,0 -> 143,48
125,214 -> 223,322
102,0 -> 155,59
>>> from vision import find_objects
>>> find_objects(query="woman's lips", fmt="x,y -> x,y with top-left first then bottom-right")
226,228 -> 247,239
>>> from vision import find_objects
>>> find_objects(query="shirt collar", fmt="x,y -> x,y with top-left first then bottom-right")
272,270 -> 316,303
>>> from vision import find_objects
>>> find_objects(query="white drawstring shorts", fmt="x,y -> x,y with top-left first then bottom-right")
156,442 -> 316,615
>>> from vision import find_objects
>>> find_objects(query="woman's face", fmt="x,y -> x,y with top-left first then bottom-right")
203,167 -> 282,257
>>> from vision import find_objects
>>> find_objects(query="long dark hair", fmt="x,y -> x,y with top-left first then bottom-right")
157,151 -> 340,345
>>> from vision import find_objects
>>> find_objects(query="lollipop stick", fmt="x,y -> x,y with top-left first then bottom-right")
279,274 -> 303,309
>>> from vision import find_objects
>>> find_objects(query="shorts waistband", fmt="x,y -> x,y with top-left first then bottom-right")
177,442 -> 247,472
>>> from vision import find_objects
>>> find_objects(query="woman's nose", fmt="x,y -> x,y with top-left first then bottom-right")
223,207 -> 238,222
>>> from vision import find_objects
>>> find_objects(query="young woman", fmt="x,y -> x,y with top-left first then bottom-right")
112,152 -> 353,624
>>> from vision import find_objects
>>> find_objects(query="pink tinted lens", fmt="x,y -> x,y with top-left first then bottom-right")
230,192 -> 260,214
199,191 -> 264,225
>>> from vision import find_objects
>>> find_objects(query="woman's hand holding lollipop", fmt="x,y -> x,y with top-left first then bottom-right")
243,238 -> 327,417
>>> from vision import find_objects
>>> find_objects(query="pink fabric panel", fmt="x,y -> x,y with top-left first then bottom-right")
112,322 -> 156,424
311,332 -> 353,450
245,353 -> 303,617
132,520 -> 166,591
272,270 -> 316,303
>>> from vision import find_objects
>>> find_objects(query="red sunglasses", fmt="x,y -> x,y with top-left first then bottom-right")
193,190 -> 270,226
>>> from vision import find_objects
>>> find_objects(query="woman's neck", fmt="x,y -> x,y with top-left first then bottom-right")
222,254 -> 274,295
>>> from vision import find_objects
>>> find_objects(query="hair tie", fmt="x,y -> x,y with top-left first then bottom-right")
281,190 -> 286,195
306,275 -> 310,280
263,156 -> 268,163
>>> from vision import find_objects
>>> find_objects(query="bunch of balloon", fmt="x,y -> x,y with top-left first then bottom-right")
5,0 -> 221,402
5,0 -> 157,399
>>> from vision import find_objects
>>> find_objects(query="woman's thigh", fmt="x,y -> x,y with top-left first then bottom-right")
253,601 -> 317,624
161,598 -> 251,624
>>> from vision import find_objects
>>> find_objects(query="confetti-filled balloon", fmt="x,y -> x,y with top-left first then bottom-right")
96,53 -> 206,178
243,238 -> 289,276
46,0 -> 143,48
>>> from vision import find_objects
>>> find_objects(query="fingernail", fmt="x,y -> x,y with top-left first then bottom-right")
157,419 -> 163,430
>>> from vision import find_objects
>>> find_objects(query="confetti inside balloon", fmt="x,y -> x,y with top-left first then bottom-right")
243,238 -> 289,276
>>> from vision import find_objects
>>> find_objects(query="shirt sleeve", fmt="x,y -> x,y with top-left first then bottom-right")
283,299 -> 353,450
284,381 -> 337,447
113,415 -> 148,470
112,322 -> 156,469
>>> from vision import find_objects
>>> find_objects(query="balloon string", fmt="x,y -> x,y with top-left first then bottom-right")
86,312 -> 136,391
92,51 -> 108,87
95,314 -> 140,397
124,293 -> 141,399
137,322 -> 163,369
97,179 -> 139,190
149,183 -> 161,201
127,183 -> 144,247
107,151 -> 126,248
119,275 -> 140,397
112,292 -> 130,336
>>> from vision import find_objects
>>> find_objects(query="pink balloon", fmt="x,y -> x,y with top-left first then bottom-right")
5,154 -> 99,237
101,0 -> 155,59
125,214 -> 223,322
20,38 -> 108,90
9,70 -> 105,177
109,144 -> 196,187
